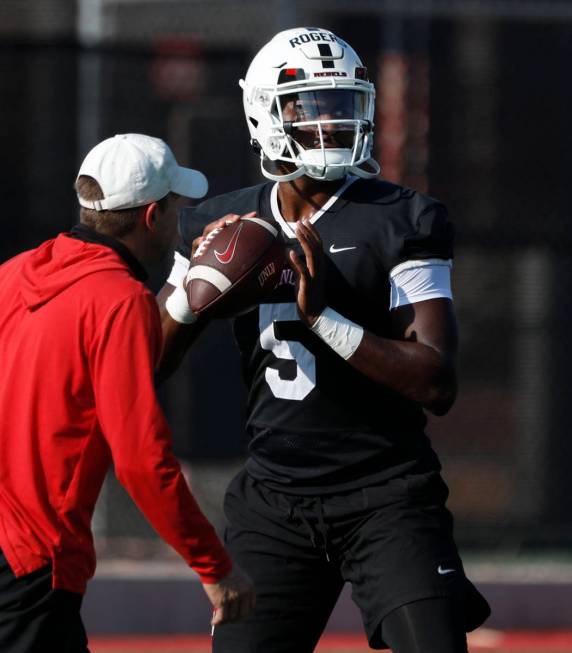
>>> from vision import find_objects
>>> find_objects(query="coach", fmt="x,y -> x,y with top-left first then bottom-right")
0,134 -> 254,653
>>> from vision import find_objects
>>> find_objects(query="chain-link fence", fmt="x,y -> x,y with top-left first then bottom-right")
2,0 -> 571,559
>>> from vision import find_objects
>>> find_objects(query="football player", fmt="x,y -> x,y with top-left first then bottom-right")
158,27 -> 490,653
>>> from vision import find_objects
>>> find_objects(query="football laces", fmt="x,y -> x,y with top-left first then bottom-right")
194,227 -> 223,259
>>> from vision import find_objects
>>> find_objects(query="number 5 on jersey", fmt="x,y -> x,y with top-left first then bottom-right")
259,303 -> 316,401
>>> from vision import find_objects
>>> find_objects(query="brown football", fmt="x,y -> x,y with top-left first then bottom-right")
186,217 -> 286,318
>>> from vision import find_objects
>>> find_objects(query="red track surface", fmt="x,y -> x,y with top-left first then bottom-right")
89,631 -> 572,652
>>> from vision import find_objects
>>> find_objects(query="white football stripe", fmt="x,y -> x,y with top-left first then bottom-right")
241,217 -> 278,237
187,266 -> 232,292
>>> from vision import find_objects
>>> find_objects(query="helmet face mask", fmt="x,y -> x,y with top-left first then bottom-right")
240,28 -> 381,182
278,89 -> 373,180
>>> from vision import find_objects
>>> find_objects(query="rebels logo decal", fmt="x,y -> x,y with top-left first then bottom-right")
314,71 -> 347,78
214,223 -> 244,264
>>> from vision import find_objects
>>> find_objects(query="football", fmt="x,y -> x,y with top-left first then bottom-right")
186,217 -> 286,318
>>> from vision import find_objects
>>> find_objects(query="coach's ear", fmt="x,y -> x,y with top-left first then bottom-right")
143,202 -> 159,231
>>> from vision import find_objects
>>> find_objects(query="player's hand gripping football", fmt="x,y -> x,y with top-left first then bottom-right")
288,219 -> 327,327
190,212 -> 257,259
202,563 -> 256,625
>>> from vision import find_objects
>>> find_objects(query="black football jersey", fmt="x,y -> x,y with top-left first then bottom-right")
178,177 -> 454,494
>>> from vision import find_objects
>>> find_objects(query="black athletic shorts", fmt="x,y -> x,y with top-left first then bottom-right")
0,550 -> 89,653
213,469 -> 490,652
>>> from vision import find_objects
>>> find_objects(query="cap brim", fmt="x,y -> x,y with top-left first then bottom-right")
171,166 -> 208,199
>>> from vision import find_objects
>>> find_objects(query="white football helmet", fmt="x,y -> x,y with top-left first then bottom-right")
240,27 -> 380,182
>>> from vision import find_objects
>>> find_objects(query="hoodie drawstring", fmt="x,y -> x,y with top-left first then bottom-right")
288,497 -> 332,563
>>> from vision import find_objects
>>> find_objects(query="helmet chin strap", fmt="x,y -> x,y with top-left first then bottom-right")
304,165 -> 347,181
259,155 -> 307,182
299,155 -> 382,182
259,152 -> 381,183
349,157 -> 381,179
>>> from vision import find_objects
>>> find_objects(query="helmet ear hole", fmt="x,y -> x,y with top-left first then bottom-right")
249,117 -> 259,128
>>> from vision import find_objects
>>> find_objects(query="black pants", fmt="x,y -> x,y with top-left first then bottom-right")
213,470 -> 490,652
0,550 -> 89,653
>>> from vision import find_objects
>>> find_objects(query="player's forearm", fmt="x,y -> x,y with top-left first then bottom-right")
308,307 -> 456,414
348,332 -> 457,415
156,282 -> 206,383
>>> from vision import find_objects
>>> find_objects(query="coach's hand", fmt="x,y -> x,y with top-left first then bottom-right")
289,219 -> 326,327
202,564 -> 255,625
191,212 -> 256,258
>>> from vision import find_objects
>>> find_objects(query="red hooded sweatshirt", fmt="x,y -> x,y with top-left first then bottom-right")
0,233 -> 232,594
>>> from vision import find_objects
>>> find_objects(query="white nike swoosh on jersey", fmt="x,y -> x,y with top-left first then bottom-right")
437,565 -> 456,575
329,245 -> 357,254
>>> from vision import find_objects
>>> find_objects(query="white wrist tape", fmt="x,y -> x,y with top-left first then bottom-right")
167,251 -> 191,287
165,283 -> 197,325
310,307 -> 364,360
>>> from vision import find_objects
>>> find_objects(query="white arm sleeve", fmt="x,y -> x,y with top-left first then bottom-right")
166,251 -> 191,287
389,258 -> 453,310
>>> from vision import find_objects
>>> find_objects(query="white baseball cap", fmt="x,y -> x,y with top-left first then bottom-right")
76,133 -> 208,211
